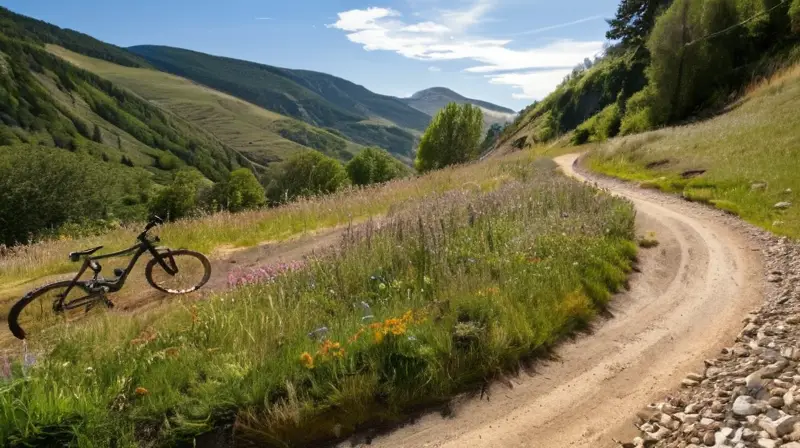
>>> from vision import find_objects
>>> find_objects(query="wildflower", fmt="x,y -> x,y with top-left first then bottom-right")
379,283 -> 387,291
164,347 -> 180,358
374,330 -> 384,344
299,352 -> 314,369
135,387 -> 149,396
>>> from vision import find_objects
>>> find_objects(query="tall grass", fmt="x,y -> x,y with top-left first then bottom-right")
0,155 -> 525,298
588,61 -> 800,238
0,159 -> 636,447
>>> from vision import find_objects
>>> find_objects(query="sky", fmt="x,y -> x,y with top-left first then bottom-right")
1,0 -> 621,111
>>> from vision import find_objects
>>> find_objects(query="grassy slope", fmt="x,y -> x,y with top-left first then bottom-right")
49,46 -> 362,165
127,45 -> 426,158
0,153 -> 636,447
588,63 -> 800,238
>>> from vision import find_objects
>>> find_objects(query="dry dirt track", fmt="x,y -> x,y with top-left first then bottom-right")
350,153 -> 766,448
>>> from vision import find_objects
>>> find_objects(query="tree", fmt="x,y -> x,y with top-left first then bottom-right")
346,147 -> 410,186
213,168 -> 265,212
149,169 -> 205,221
415,103 -> 483,173
91,124 -> 102,143
789,0 -> 800,33
480,123 -> 504,152
266,151 -> 349,203
606,0 -> 674,47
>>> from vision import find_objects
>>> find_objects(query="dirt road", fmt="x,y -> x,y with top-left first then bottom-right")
353,153 -> 765,448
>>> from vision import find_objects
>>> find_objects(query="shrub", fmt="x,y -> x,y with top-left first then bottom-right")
149,168 -> 206,220
346,147 -> 410,186
791,0 -> 800,33
267,151 -> 349,203
212,168 -> 266,212
415,103 -> 483,173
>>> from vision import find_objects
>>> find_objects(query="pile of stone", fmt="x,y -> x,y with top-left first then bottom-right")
625,236 -> 800,448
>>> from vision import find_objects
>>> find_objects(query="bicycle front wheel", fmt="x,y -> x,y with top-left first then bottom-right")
8,281 -> 96,340
145,249 -> 211,294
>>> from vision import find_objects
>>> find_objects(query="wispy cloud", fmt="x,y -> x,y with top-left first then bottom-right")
255,17 -> 274,20
328,3 -> 602,100
428,66 -> 442,72
510,15 -> 605,36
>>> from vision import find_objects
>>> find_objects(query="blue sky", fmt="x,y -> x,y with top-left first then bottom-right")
1,0 -> 620,110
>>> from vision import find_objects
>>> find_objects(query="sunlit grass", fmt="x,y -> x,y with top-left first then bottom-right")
588,62 -> 800,238
0,158 -> 636,446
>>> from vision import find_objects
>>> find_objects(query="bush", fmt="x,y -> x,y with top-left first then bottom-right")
149,169 -> 206,220
267,151 -> 349,203
415,103 -> 483,173
212,168 -> 265,212
346,147 -> 410,186
0,145 -> 147,245
791,0 -> 800,33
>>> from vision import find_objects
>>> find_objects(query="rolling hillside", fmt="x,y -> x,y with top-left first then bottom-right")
127,45 -> 430,159
49,46 -> 362,165
402,87 -> 516,130
0,33 -> 247,184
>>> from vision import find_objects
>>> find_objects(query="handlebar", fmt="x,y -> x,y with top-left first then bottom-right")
137,216 -> 164,241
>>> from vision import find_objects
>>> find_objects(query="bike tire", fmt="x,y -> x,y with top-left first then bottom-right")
145,249 -> 211,294
7,281 -> 93,340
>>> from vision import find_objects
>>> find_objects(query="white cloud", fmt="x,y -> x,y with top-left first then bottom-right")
486,69 -> 573,99
255,17 -> 273,20
428,66 -> 441,72
328,2 -> 603,100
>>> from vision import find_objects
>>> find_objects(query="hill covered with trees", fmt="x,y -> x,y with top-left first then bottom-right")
127,45 -> 430,159
499,0 -> 800,149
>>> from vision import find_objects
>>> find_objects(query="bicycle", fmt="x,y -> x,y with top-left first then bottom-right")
7,217 -> 211,340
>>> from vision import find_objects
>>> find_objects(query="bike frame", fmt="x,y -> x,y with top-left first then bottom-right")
58,237 -> 178,310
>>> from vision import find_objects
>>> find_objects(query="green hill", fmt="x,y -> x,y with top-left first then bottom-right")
0,34 -> 247,183
127,45 -> 429,158
49,46 -> 362,165
0,6 -> 148,68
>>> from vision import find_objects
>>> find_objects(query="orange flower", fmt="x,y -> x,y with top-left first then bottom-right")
164,347 -> 179,358
374,330 -> 384,344
299,352 -> 314,369
135,387 -> 149,396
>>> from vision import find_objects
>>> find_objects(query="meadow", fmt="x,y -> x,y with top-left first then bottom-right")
588,63 -> 800,238
0,157 -> 636,447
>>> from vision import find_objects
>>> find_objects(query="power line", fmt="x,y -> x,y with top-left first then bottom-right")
686,0 -> 789,46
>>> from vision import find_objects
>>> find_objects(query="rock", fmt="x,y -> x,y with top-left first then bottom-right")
757,439 -> 777,448
686,372 -> 704,382
787,316 -> 800,325
768,274 -> 783,282
703,431 -> 715,446
683,378 -> 700,387
769,396 -> 784,408
758,415 -> 799,438
784,443 -> 800,448
775,201 -> 792,209
751,182 -> 768,191
733,396 -> 762,416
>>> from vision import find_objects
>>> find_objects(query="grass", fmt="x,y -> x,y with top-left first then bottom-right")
638,231 -> 659,248
0,158 -> 636,446
48,46 -> 363,165
588,62 -> 800,238
0,151 -> 540,304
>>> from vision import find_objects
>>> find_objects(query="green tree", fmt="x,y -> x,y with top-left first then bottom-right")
480,123 -> 504,152
267,151 -> 349,203
92,124 -> 102,143
346,147 -> 410,186
213,168 -> 265,212
0,145 -> 146,246
790,0 -> 800,33
606,0 -> 675,46
415,103 -> 483,173
149,169 -> 205,221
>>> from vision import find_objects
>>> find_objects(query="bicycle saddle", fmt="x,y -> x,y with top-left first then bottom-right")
69,246 -> 104,261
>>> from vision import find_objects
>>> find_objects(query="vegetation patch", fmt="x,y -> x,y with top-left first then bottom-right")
589,61 -> 800,238
0,159 -> 636,447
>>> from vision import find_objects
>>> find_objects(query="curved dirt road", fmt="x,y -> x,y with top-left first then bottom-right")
354,154 -> 765,448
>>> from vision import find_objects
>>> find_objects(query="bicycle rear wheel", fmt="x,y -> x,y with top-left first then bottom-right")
145,249 -> 211,294
7,281 -> 98,340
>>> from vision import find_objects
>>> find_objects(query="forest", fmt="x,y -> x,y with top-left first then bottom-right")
501,0 -> 800,146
